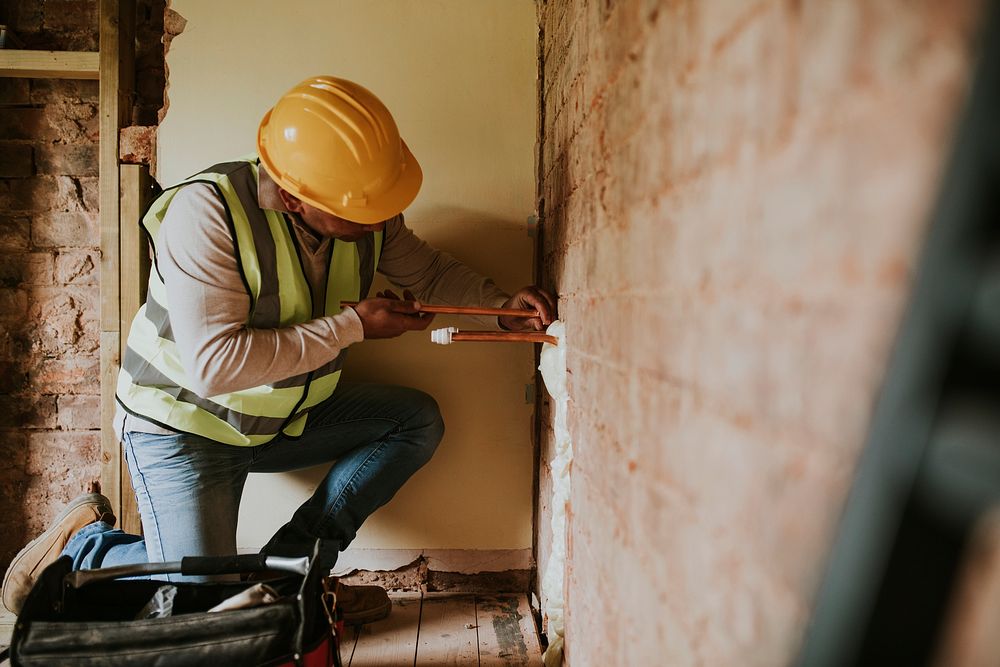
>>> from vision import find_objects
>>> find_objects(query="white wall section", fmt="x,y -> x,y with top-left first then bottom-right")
160,0 -> 538,557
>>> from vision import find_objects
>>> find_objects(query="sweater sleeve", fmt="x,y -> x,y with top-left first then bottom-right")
157,184 -> 364,397
377,215 -> 511,324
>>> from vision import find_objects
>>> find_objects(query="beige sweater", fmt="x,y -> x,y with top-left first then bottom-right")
115,169 -> 510,436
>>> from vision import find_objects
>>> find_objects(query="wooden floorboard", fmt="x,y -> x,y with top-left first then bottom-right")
416,593 -> 478,665
0,607 -> 15,667
340,623 -> 359,666
349,592 -> 421,667
476,595 -> 541,666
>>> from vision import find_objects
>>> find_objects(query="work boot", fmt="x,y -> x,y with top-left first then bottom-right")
336,582 -> 391,625
2,492 -> 115,615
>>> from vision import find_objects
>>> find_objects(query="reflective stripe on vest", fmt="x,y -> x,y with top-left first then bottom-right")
116,157 -> 384,446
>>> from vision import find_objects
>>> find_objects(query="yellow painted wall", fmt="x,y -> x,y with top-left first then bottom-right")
159,0 -> 538,551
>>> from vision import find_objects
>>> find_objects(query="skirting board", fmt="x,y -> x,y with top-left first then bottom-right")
331,548 -> 533,577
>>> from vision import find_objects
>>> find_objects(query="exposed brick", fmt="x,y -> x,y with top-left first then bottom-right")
0,176 -> 59,212
54,249 -> 99,284
119,125 -> 157,167
25,286 -> 99,357
43,0 -> 99,33
0,288 -> 28,319
0,430 -> 30,566
0,362 -> 27,395
29,78 -> 99,105
0,252 -> 55,287
160,7 -> 186,120
135,49 -> 164,75
56,394 -> 100,430
31,211 -> 98,248
135,0 -> 167,126
0,79 -> 30,105
6,1 -> 45,33
0,143 -> 34,178
0,108 -> 48,141
35,143 -> 98,176
0,394 -> 58,429
23,431 -> 102,537
78,176 -> 98,211
39,99 -> 99,144
28,356 -> 100,396
164,6 -> 187,36
0,431 -> 28,473
135,69 -> 165,115
0,216 -> 31,252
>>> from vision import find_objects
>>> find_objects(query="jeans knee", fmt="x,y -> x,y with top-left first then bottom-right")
402,388 -> 445,461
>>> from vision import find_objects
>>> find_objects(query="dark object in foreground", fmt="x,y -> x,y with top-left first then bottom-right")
798,3 -> 1000,666
7,541 -> 341,667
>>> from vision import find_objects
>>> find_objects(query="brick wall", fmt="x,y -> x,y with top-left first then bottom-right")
0,2 -> 102,570
536,1 -> 981,664
0,0 -> 164,572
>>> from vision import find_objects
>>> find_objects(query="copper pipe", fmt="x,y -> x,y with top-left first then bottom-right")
340,300 -> 539,319
451,331 -> 558,345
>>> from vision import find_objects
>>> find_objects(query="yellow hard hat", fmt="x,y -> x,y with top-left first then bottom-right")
257,76 -> 422,224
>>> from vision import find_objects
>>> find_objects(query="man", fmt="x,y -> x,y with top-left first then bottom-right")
2,76 -> 555,622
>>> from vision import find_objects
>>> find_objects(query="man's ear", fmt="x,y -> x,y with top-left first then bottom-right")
277,188 -> 305,213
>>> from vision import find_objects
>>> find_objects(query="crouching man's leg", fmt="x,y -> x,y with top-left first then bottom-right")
1,493 -> 128,614
252,383 -> 445,623
2,431 -> 251,613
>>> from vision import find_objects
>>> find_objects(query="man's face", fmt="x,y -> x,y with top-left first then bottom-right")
278,190 -> 386,241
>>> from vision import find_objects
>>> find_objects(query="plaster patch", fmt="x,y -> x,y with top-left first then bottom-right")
537,320 -> 570,666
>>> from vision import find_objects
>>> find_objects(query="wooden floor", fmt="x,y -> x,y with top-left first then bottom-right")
341,593 -> 542,666
0,607 -> 12,667
0,594 -> 542,666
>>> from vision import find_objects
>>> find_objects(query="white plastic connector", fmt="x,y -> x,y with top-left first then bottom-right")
431,326 -> 459,345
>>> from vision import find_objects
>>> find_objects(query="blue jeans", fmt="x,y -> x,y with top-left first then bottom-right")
62,384 -> 444,579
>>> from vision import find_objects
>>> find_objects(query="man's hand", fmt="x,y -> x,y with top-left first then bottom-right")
499,286 -> 557,331
351,289 -> 435,339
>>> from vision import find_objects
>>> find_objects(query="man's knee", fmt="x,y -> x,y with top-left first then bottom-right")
399,387 -> 445,461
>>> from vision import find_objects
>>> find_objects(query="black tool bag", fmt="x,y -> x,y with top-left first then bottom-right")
7,541 -> 342,667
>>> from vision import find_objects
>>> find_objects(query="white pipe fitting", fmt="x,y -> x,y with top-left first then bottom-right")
431,326 -> 459,345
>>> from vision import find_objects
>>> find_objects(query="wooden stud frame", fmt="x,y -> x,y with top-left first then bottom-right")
99,0 -> 141,531
0,50 -> 99,79
118,164 -> 152,534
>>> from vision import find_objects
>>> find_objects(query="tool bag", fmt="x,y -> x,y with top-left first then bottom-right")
6,541 -> 343,667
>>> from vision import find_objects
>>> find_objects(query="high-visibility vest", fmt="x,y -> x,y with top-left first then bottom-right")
116,158 -> 383,446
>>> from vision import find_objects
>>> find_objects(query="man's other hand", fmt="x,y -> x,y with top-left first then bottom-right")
351,289 -> 435,339
499,286 -> 557,331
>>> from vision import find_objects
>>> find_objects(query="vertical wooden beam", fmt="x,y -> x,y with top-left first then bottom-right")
118,165 -> 150,360
118,163 -> 151,534
99,0 -> 135,518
